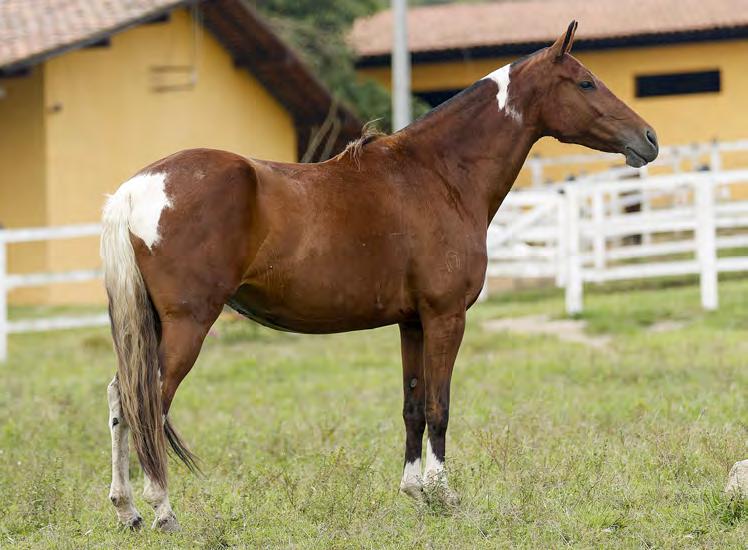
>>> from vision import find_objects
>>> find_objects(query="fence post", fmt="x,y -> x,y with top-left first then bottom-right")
638,165 -> 652,246
555,190 -> 567,287
710,139 -> 721,172
565,185 -> 583,315
530,156 -> 543,187
0,231 -> 7,362
592,188 -> 606,275
696,176 -> 718,310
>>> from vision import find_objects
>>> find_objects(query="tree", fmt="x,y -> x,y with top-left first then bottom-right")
253,0 -> 454,132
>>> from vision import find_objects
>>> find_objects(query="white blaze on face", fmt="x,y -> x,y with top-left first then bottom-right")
482,63 -> 522,124
424,439 -> 445,483
105,172 -> 171,250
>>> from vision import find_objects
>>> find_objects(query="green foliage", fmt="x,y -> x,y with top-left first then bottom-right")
252,0 -> 443,131
252,0 -> 391,129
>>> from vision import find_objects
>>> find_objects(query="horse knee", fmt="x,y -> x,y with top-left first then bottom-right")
425,405 -> 449,435
403,404 -> 425,429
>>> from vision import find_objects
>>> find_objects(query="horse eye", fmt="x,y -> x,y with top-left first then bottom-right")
579,80 -> 596,90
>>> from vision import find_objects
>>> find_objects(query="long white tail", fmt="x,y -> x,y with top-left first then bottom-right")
101,189 -> 168,487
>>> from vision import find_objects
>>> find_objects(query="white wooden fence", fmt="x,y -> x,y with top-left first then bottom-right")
0,224 -> 108,361
488,169 -> 748,314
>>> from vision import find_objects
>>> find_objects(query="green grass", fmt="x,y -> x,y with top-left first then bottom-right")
4,278 -> 748,548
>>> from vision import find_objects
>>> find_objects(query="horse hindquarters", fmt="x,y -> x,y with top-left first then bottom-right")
102,164 -> 230,531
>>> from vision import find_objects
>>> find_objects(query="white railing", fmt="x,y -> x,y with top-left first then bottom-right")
488,168 -> 748,314
0,224 -> 107,361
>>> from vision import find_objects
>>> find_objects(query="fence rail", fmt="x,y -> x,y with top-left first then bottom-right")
0,223 -> 107,361
488,168 -> 748,314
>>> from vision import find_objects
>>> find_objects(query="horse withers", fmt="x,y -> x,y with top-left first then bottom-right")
102,22 -> 658,530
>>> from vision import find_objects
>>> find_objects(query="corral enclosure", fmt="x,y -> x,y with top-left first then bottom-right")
4,0 -> 748,547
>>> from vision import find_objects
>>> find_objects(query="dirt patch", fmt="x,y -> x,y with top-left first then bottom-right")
483,314 -> 611,350
647,320 -> 687,333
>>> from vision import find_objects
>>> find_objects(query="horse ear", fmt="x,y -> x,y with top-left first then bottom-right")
550,20 -> 578,62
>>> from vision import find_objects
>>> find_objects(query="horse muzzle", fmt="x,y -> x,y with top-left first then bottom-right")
623,127 -> 659,168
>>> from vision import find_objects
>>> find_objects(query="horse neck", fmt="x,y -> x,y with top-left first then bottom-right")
399,77 -> 540,224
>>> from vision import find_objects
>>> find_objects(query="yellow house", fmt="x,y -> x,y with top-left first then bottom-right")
0,0 -> 360,304
352,0 -> 748,183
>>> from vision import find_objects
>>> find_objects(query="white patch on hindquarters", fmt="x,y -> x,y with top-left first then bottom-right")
424,439 -> 445,484
104,172 -> 171,250
482,63 -> 522,124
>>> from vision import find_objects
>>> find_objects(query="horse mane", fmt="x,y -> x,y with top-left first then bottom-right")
338,120 -> 387,167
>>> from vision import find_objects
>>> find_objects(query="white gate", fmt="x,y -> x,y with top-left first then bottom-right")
486,190 -> 565,283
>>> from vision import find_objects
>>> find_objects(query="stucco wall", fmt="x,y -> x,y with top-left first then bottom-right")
39,8 -> 297,303
0,68 -> 48,303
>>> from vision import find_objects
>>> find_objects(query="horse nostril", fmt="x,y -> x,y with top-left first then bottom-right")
645,129 -> 658,149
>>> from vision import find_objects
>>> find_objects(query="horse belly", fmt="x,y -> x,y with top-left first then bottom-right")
227,259 -> 413,334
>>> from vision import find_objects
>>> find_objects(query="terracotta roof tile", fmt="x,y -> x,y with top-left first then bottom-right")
351,0 -> 748,58
0,0 -> 182,69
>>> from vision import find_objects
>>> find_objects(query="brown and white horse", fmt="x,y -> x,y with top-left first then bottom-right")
102,22 -> 657,530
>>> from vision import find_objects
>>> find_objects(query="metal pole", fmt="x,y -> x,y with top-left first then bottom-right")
391,0 -> 411,131
0,232 -> 7,362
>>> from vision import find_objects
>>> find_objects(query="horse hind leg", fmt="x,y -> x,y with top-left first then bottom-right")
107,376 -> 144,529
141,311 -> 218,531
143,472 -> 179,532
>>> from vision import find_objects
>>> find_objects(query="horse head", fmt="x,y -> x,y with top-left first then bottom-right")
529,21 -> 659,167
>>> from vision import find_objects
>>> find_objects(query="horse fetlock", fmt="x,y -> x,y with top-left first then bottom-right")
112,502 -> 143,530
142,484 -> 165,508
109,486 -> 132,508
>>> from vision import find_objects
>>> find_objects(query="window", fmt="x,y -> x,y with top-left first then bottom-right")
635,70 -> 721,98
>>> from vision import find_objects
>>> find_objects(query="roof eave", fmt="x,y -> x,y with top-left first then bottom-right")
0,1 -> 186,75
355,26 -> 748,68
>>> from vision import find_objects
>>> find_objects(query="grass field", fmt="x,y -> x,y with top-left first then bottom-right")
3,278 -> 748,548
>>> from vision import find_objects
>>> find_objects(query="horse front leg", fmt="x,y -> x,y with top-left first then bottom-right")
399,321 -> 426,499
421,309 -> 465,506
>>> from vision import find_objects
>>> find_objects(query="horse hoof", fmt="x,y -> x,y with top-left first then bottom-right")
124,515 -> 144,530
423,482 -> 460,509
153,513 -> 181,532
399,482 -> 424,501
